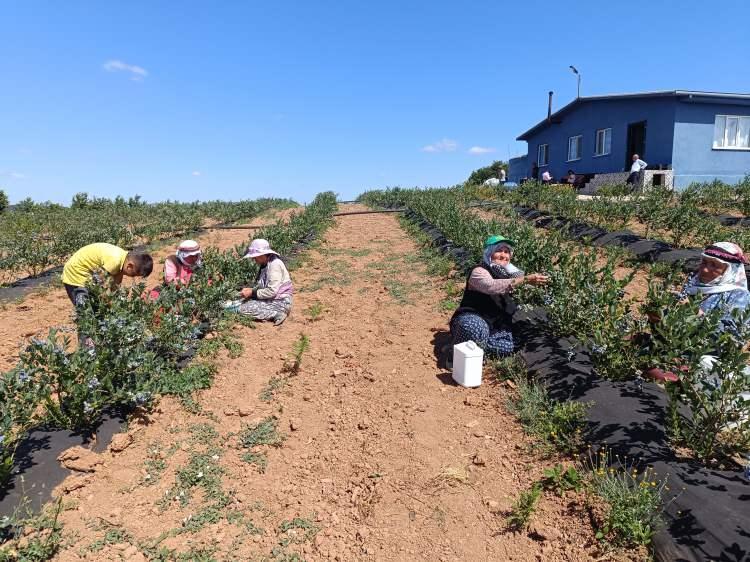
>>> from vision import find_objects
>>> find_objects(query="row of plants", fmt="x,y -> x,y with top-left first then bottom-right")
0,191 -> 337,488
381,202 -> 675,553
359,186 -> 750,462
497,178 -> 750,249
0,194 -> 297,278
501,359 -> 672,551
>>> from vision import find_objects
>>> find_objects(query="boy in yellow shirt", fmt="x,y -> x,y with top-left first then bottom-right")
62,243 -> 154,307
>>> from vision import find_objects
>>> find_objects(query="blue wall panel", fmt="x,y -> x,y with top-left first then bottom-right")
673,101 -> 750,188
508,155 -> 528,183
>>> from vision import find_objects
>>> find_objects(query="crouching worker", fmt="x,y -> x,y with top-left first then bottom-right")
646,242 -> 750,382
149,240 -> 203,299
224,239 -> 293,325
450,235 -> 549,357
62,243 -> 154,308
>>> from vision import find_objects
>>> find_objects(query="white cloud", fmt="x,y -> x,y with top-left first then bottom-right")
468,146 -> 496,154
10,172 -> 26,179
192,171 -> 202,176
103,59 -> 148,81
421,138 -> 458,153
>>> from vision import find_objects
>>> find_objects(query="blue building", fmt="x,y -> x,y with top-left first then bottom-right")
511,91 -> 750,189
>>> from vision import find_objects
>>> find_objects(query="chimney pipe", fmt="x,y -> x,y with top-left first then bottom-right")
547,91 -> 553,122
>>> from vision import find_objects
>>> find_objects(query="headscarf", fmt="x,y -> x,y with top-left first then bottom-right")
684,241 -> 748,296
176,240 -> 202,269
483,240 -> 524,279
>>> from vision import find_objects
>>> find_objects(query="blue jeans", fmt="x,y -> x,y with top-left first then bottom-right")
451,312 -> 514,357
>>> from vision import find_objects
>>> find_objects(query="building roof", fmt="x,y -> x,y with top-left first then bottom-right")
516,90 -> 750,141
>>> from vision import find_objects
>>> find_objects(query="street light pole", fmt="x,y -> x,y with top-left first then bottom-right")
569,65 -> 580,98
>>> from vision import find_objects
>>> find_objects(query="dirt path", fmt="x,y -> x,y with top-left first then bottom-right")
0,207 -> 298,372
51,204 -> 603,561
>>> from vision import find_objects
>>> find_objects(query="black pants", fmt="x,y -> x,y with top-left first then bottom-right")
626,171 -> 640,184
64,283 -> 89,307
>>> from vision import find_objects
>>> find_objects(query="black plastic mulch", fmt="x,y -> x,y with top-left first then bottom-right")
0,267 -> 64,304
0,410 -> 127,519
404,208 -> 750,562
515,307 -> 750,562
510,206 -> 724,276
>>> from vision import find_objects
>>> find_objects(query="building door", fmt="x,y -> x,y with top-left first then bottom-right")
625,121 -> 647,169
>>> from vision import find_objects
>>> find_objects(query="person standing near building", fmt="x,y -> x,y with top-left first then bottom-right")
627,154 -> 648,185
541,170 -> 552,184
499,168 -> 507,183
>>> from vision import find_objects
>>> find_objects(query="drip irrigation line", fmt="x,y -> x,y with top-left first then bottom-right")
210,208 -> 408,228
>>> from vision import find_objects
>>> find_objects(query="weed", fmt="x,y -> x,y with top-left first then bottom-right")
583,447 -> 674,547
278,517 -> 319,547
88,526 -> 132,552
0,498 -> 64,561
493,354 -> 526,381
305,301 -> 324,321
541,464 -> 583,496
505,483 -> 543,531
188,423 -> 219,443
141,444 -> 169,486
241,452 -> 269,473
282,334 -> 310,375
260,376 -> 287,402
508,374 -> 589,455
238,417 -> 284,450
383,280 -> 411,304
438,298 -> 458,312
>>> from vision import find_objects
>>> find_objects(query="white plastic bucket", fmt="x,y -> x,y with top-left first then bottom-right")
452,341 -> 484,388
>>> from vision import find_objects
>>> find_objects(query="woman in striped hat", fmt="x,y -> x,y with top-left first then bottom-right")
680,241 -> 750,337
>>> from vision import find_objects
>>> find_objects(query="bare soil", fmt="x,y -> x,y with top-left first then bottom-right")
34,204 -> 646,561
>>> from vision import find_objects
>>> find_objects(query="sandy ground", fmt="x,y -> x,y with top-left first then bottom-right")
32,204 -> 645,561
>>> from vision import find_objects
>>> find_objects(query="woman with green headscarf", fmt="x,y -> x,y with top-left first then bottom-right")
449,235 -> 549,356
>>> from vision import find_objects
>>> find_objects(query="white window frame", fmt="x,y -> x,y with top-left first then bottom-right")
567,135 -> 583,162
537,144 -> 549,166
594,128 -> 612,156
713,114 -> 750,150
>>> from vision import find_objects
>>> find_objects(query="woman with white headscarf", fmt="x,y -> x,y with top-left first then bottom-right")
165,240 -> 203,286
679,241 -> 750,338
148,240 -> 203,299
646,241 -> 750,384
449,235 -> 549,357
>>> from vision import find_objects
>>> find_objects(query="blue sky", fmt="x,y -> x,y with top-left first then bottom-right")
2,0 -> 749,204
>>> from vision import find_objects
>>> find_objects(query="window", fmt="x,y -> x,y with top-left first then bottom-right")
537,144 -> 549,166
714,115 -> 750,149
567,135 -> 583,161
595,128 -> 612,156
